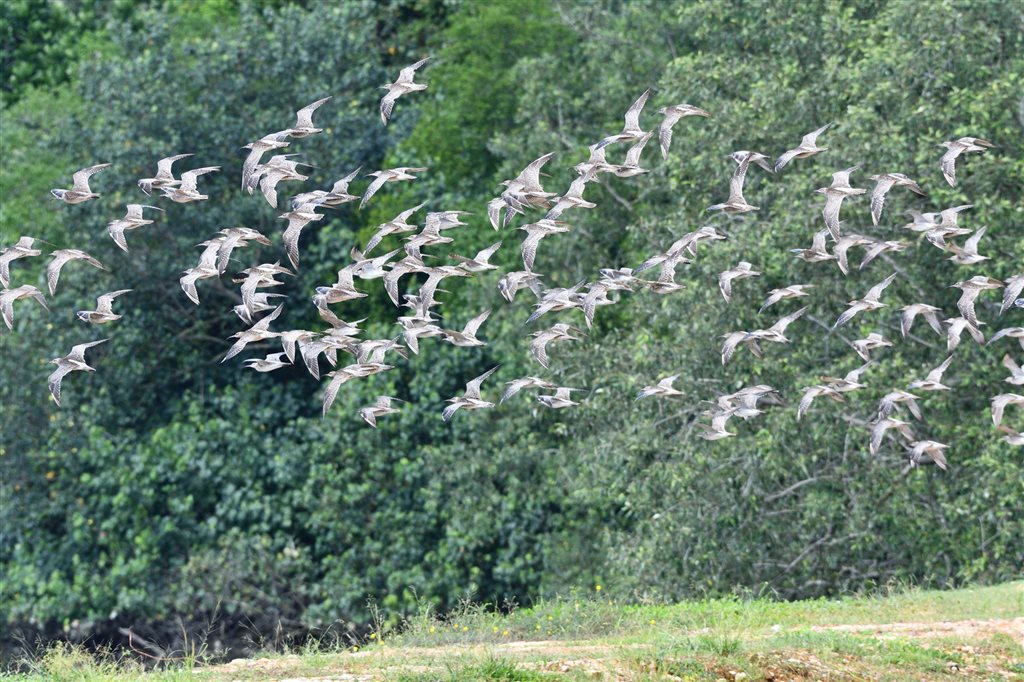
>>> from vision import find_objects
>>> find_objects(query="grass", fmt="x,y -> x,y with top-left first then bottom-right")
5,581 -> 1022,680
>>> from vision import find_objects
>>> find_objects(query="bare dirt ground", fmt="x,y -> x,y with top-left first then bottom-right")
214,617 -> 1024,680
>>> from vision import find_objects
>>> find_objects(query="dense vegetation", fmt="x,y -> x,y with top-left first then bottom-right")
2,0 -> 1022,656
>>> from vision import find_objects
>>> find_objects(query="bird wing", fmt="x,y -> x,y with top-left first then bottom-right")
475,241 -> 503,264
360,174 -> 389,209
622,88 -> 651,131
870,177 -> 895,226
940,148 -> 959,186
963,226 -> 986,255
397,57 -> 430,83
462,309 -> 491,338
155,153 -> 192,179
926,355 -> 954,384
865,273 -> 897,303
68,339 -> 107,363
180,166 -> 220,192
71,163 -> 111,192
774,148 -> 800,172
321,370 -> 354,417
658,118 -> 674,158
380,91 -> 399,125
516,152 -> 555,189
295,96 -> 331,128
821,192 -> 844,240
96,289 -> 131,314
802,123 -> 831,145
48,364 -> 76,406
464,365 -> 499,400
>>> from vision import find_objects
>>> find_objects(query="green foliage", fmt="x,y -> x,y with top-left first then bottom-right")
2,0 -> 1023,658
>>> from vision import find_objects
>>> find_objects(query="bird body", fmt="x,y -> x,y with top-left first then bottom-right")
380,58 -> 429,124
1,284 -> 48,329
51,164 -> 111,203
940,136 -> 995,186
76,289 -> 132,324
48,339 -> 107,406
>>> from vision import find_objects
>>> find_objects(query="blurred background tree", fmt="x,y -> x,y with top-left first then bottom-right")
1,0 -> 1022,658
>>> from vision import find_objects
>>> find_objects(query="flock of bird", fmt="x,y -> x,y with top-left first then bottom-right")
3,57 -> 1023,463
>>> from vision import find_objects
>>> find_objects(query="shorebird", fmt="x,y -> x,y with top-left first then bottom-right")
241,130 -> 292,190
545,169 -> 598,220
790,229 -> 835,264
832,273 -> 897,329
275,329 -> 318,363
222,305 -> 284,362
243,352 -> 292,373
718,262 -> 761,303
364,203 -> 425,253
530,323 -> 584,368
759,284 -> 814,313
451,241 -> 502,273
322,362 -> 394,417
48,339 -> 107,406
852,332 -> 892,361
138,153 -> 193,195
869,417 -> 914,455
909,355 -> 954,392
1,237 -> 45,288
699,409 -> 738,440
361,167 -> 426,208
574,144 -> 621,179
520,219 -> 570,271
816,167 -> 866,240
657,103 -> 710,157
707,156 -> 760,213
537,387 -> 582,409
288,96 -> 331,137
397,311 -> 443,355
944,317 -> 985,353
234,292 -> 287,325
988,327 -> 1024,351
720,331 -> 762,365
595,88 -> 651,149
637,375 -> 684,400
252,157 -> 310,208
160,166 -> 220,203
797,385 -> 845,420
359,396 -> 403,427
527,281 -> 586,321
946,227 -> 990,266
868,173 -> 926,226
317,263 -> 368,305
1000,355 -> 1024,386
441,309 -> 491,347
46,249 -> 107,296
179,266 -> 218,305
639,253 -> 688,295
997,425 -> 1024,446
497,270 -> 543,303
350,247 -> 399,281
991,393 -> 1024,427
380,57 -> 429,125
834,234 -> 873,276
775,123 -> 831,172
859,240 -> 907,271
612,133 -> 653,178
821,361 -> 873,394
215,227 -> 272,273
281,209 -> 326,269
51,163 -> 111,204
940,136 -> 995,186
496,153 -> 557,227
76,289 -> 132,325
236,264 -> 292,318
416,265 -> 469,308
1,284 -> 48,329
442,366 -> 499,421
382,255 -> 428,306
1000,274 -> 1024,316
878,390 -> 923,421
951,276 -> 1003,329
500,377 -> 557,403
900,303 -> 944,338
907,441 -> 949,471
107,204 -> 164,252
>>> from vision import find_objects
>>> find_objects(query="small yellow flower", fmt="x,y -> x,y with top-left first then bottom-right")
649,619 -> 656,625
502,630 -> 509,637
492,626 -> 498,633
462,626 -> 468,632
595,584 -> 602,592
369,632 -> 377,640
429,626 -> 436,633
45,471 -> 56,481
547,615 -> 553,621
